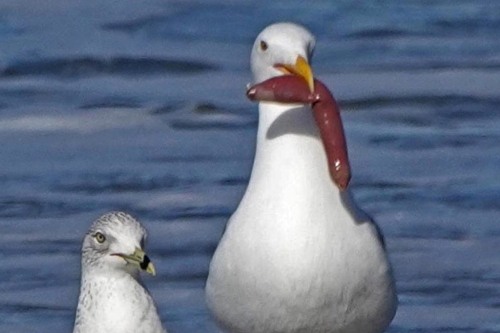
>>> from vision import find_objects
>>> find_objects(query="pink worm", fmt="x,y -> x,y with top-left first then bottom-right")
247,75 -> 351,190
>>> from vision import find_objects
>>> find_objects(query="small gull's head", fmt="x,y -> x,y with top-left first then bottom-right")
251,22 -> 316,91
81,211 -> 156,277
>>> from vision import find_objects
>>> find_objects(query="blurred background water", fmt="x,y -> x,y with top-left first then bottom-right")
0,0 -> 499,332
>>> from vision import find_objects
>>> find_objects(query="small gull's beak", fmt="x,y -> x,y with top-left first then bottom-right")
274,55 -> 315,93
112,247 -> 156,276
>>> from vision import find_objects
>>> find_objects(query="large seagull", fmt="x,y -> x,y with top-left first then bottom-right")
206,22 -> 397,333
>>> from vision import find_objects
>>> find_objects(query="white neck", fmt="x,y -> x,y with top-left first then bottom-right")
74,270 -> 150,333
244,102 -> 339,206
77,269 -> 141,316
230,101 -> 352,238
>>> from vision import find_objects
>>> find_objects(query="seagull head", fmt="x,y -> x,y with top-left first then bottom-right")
81,212 -> 156,277
251,22 -> 316,92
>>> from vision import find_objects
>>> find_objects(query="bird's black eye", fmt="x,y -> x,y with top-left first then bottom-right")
260,40 -> 268,51
95,232 -> 106,244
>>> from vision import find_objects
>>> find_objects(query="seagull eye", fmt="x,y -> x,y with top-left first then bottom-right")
94,232 -> 106,244
260,40 -> 268,51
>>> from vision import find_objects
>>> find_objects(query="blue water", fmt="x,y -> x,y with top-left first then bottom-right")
0,1 -> 499,332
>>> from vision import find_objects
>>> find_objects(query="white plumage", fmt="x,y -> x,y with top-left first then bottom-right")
206,22 -> 397,333
73,212 -> 165,333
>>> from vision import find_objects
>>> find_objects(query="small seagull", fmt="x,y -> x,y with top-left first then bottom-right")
73,212 -> 166,333
206,22 -> 397,333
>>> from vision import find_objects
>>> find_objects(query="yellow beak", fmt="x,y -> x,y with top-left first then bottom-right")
113,247 -> 156,276
274,55 -> 315,93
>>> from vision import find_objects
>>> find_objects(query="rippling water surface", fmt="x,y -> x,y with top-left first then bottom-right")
0,1 -> 499,332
